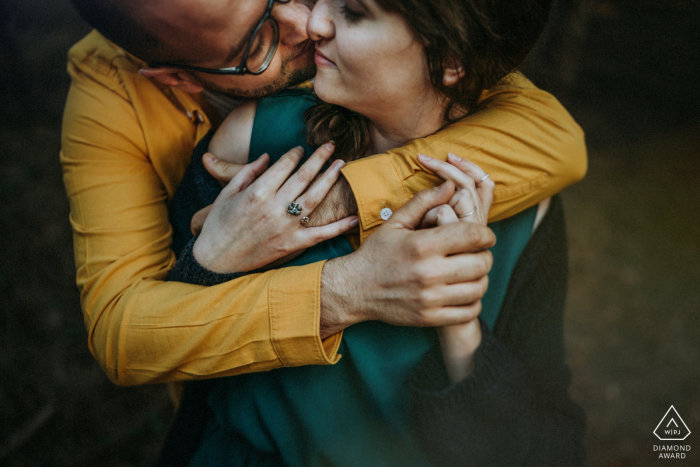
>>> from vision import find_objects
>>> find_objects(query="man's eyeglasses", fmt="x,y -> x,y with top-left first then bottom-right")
150,0 -> 291,76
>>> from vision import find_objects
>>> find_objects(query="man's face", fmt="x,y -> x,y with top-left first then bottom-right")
142,0 -> 316,98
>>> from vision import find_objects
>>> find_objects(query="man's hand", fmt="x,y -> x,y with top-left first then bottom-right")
319,181 -> 495,338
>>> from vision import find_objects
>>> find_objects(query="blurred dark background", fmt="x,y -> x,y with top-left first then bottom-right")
1,0 -> 699,465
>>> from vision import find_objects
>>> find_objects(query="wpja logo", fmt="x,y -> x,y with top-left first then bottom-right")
653,405 -> 691,460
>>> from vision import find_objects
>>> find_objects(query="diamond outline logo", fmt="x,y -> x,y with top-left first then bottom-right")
654,405 -> 691,441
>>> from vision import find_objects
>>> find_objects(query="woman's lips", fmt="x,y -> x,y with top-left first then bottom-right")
314,48 -> 335,67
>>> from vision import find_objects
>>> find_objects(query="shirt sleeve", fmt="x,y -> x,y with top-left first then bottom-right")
341,73 -> 587,242
60,56 -> 341,386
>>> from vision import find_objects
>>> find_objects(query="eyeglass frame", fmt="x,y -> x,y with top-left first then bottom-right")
149,0 -> 291,76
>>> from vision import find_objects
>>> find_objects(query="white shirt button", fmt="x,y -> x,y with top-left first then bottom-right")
380,207 -> 393,220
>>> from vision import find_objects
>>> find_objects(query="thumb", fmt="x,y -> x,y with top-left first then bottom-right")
191,204 -> 213,236
387,181 -> 455,229
203,152 -> 245,183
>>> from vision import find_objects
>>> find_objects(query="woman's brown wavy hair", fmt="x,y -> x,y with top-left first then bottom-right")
305,0 -> 553,161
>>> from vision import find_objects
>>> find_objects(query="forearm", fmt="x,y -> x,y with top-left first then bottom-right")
341,73 -> 587,241
81,257 -> 338,385
409,195 -> 585,465
437,320 -> 481,384
64,142 -> 338,387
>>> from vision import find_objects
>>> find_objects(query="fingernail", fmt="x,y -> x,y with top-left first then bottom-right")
332,159 -> 345,172
418,153 -> 431,162
435,181 -> 448,191
203,152 -> 218,163
448,153 -> 462,162
325,141 -> 335,151
349,216 -> 359,227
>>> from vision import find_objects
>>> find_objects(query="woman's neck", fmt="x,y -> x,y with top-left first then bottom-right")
367,92 -> 448,155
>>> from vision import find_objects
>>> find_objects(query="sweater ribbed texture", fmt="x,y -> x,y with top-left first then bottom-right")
407,196 -> 586,466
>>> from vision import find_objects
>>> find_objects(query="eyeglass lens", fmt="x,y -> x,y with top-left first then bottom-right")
245,18 -> 279,73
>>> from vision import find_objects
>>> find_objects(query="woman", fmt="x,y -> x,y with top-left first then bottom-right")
163,0 -> 585,465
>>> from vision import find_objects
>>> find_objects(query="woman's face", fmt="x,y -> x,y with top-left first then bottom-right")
307,0 -> 433,121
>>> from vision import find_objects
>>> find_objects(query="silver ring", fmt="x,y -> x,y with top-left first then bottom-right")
300,216 -> 309,225
287,202 -> 302,216
458,207 -> 477,218
476,173 -> 490,185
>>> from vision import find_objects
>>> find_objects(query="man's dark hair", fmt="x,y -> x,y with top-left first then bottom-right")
70,0 -> 168,62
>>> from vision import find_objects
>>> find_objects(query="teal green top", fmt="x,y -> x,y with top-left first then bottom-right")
189,89 -> 537,467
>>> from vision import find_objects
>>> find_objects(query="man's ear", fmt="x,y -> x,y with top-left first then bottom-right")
139,67 -> 205,93
442,60 -> 465,87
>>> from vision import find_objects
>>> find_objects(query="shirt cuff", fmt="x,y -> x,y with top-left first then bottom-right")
268,260 -> 342,366
341,155 -> 411,243
166,237 -> 246,285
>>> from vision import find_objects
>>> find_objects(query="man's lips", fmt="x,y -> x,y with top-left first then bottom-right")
291,40 -> 314,60
314,48 -> 335,67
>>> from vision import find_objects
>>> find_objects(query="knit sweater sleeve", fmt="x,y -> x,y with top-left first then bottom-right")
407,196 -> 586,466
166,130 -> 257,286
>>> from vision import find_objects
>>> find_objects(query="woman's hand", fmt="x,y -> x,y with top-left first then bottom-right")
193,142 -> 358,273
418,152 -> 494,229
416,153 -> 496,383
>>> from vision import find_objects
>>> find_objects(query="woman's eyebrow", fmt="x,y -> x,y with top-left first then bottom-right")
354,0 -> 372,14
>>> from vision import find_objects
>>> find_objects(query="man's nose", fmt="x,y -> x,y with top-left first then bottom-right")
272,1 -> 311,46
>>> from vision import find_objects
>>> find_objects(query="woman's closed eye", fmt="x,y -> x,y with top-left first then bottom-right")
340,0 -> 365,22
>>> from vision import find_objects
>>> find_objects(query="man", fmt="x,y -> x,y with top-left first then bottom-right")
62,0 -> 586,387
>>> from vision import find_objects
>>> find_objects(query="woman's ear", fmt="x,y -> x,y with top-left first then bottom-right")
443,61 -> 465,87
139,67 -> 205,94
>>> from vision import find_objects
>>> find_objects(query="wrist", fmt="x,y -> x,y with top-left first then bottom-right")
338,175 -> 358,217
438,319 -> 483,383
192,234 -> 231,273
319,256 -> 363,338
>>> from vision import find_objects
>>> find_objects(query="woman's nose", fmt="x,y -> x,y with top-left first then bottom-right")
307,0 -> 334,42
272,1 -> 311,47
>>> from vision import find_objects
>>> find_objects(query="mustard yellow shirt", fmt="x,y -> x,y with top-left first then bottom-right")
60,31 -> 586,386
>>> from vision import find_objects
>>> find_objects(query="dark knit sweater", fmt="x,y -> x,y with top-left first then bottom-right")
162,133 -> 585,466
407,195 -> 586,466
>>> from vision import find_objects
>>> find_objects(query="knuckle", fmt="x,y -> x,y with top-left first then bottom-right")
481,249 -> 494,271
295,168 -> 315,185
465,302 -> 482,321
414,267 -> 438,288
474,279 -> 488,300
286,146 -> 304,158
464,224 -> 487,246
414,188 -> 431,204
414,309 -> 435,327
408,239 -> 430,259
309,231 -> 326,245
472,252 -> 491,276
417,288 -> 439,308
299,195 -> 316,211
482,178 -> 495,189
436,205 -> 453,218
246,187 -> 267,203
278,155 -> 298,172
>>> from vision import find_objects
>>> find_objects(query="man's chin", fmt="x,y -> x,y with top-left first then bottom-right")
202,65 -> 316,100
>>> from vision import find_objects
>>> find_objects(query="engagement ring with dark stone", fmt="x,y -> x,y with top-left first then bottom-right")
287,202 -> 302,215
